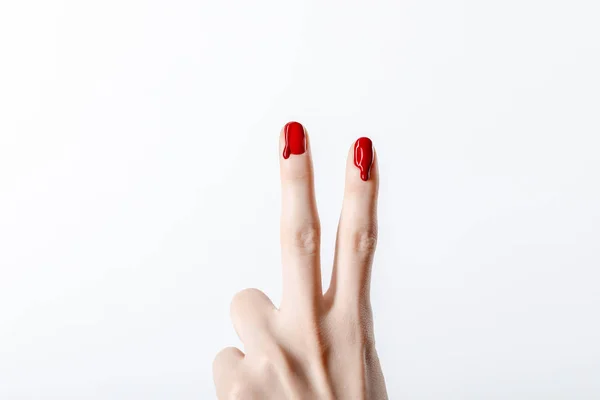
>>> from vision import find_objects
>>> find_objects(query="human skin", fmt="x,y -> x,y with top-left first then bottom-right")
213,122 -> 388,399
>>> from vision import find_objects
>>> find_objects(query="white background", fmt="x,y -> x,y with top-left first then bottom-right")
1,0 -> 599,399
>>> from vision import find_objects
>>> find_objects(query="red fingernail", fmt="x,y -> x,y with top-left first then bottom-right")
283,121 -> 306,159
354,137 -> 374,181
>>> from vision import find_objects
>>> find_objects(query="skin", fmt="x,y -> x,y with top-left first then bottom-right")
213,125 -> 388,399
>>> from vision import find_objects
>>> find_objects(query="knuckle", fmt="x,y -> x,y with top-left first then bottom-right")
230,288 -> 268,317
213,347 -> 240,372
352,224 -> 378,254
291,223 -> 321,256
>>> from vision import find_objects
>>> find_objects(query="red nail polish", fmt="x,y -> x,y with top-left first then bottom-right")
283,121 -> 306,159
354,137 -> 374,181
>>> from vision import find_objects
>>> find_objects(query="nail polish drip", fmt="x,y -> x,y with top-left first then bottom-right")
354,137 -> 374,181
283,121 -> 306,159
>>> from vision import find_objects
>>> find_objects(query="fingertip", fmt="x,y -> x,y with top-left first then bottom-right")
280,121 -> 307,160
279,121 -> 314,185
353,137 -> 376,182
345,137 -> 378,197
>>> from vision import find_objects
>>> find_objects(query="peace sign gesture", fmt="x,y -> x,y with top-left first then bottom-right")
213,122 -> 387,399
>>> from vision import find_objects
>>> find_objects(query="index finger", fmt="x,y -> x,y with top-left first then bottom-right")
278,122 -> 322,314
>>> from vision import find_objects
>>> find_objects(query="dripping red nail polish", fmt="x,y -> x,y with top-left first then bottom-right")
354,137 -> 374,181
283,121 -> 306,159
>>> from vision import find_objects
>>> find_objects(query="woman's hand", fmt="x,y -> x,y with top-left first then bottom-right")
213,122 -> 387,399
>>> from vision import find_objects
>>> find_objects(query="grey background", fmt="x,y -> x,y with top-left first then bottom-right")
1,0 -> 599,398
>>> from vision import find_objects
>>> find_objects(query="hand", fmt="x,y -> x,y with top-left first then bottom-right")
213,122 -> 387,399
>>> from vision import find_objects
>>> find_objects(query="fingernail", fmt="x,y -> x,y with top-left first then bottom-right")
354,137 -> 374,181
283,121 -> 306,159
